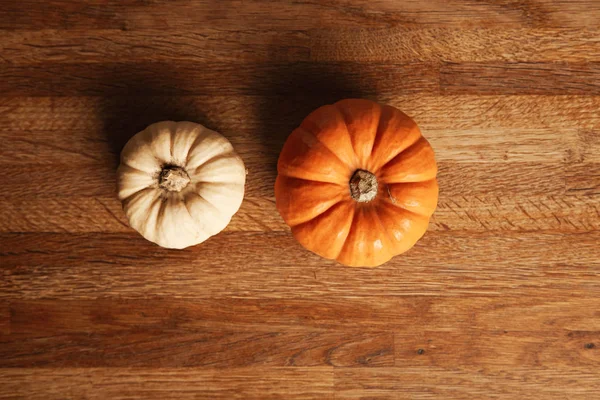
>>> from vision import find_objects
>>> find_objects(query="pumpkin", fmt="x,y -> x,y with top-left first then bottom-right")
117,121 -> 246,249
275,99 -> 438,267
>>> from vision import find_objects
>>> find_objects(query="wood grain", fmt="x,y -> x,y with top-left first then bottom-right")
2,231 -> 599,299
0,30 -> 311,64
3,28 -> 600,65
7,296 -> 600,334
0,62 -> 438,97
1,366 -> 599,400
3,0 -> 600,30
0,368 -> 334,400
0,304 -> 9,335
312,28 -> 600,63
567,163 -> 600,195
2,296 -> 597,368
2,95 -> 599,133
5,62 -> 600,97
0,329 -> 394,368
395,330 -> 599,368
334,367 -> 600,399
2,0 -> 600,398
441,62 -> 600,95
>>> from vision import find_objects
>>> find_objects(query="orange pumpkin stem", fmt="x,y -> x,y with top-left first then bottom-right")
159,166 -> 190,192
349,169 -> 378,203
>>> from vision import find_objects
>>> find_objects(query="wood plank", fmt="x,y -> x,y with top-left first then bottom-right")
334,366 -> 600,399
400,95 -> 600,132
4,296 -> 597,368
1,231 -> 599,299
2,0 -> 599,30
0,329 -> 393,367
9,296 -> 600,334
0,30 -> 310,64
4,29 -> 600,65
4,296 -> 598,368
441,62 -> 600,95
431,194 -> 600,231
395,330 -> 600,369
0,96 -> 261,134
4,164 -> 118,198
2,194 -> 600,233
312,28 -> 600,63
438,162 -> 566,197
0,367 -> 334,400
0,62 -> 438,97
2,95 -> 599,134
0,304 -> 9,335
428,128 -> 571,163
567,163 -> 600,195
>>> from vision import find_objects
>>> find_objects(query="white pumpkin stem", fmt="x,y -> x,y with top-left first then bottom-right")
159,166 -> 190,192
349,169 -> 378,202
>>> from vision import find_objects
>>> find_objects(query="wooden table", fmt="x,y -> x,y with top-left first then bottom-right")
1,1 -> 599,399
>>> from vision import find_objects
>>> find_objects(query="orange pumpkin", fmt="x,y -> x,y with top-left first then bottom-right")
275,99 -> 438,267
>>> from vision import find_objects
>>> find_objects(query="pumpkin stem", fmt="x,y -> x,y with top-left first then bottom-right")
349,170 -> 378,202
159,166 -> 190,192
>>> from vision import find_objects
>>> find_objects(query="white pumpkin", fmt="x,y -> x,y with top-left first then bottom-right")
117,121 -> 246,249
